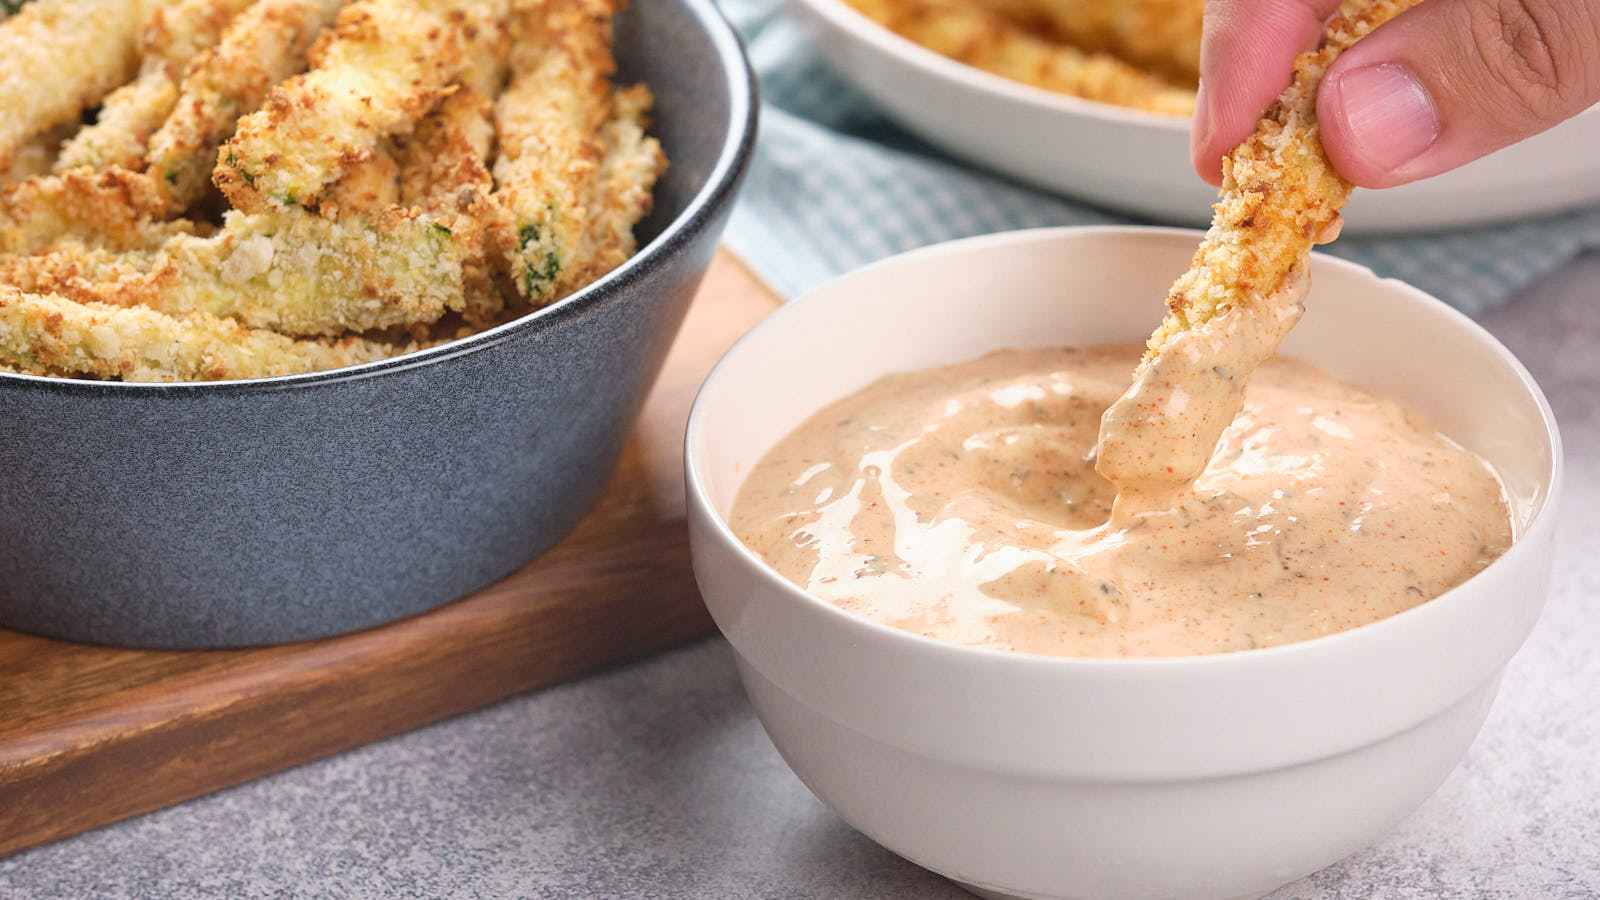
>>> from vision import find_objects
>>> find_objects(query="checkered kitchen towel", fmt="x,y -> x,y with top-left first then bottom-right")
718,0 -> 1600,314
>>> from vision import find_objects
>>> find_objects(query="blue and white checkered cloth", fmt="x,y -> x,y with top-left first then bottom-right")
719,0 -> 1600,315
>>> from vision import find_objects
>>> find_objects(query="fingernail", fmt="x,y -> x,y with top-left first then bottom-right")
1334,63 -> 1440,173
1191,79 -> 1222,182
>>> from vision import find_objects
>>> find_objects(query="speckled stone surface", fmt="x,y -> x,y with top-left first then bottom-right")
2,255 -> 1596,898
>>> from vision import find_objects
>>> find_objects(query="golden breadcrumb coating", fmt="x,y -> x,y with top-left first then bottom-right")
321,143 -> 401,217
0,0 -> 664,381
147,0 -> 345,216
561,83 -> 665,297
1144,0 -> 1422,358
0,124 -> 72,189
396,87 -> 501,324
447,0 -> 512,97
844,0 -> 1194,114
1,209 -> 465,335
55,0 -> 259,172
1095,0 -> 1422,495
0,286 -> 404,381
0,0 -> 144,170
980,0 -> 1202,84
0,168 -> 171,254
55,62 -> 184,173
215,0 -> 473,213
398,88 -> 495,215
139,0 -> 260,67
490,0 -> 616,305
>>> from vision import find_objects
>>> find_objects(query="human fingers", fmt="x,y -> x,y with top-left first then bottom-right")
1316,0 -> 1600,188
1191,0 -> 1345,184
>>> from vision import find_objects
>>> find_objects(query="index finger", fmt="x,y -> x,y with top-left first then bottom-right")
1191,0 -> 1345,184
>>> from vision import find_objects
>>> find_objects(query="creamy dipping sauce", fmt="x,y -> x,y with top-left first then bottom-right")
729,345 -> 1512,658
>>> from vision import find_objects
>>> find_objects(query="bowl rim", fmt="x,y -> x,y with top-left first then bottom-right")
791,0 -> 1600,133
0,0 -> 760,396
685,224 -> 1565,672
789,0 -> 1192,129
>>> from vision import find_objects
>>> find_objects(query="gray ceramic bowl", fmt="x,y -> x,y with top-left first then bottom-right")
0,0 -> 757,648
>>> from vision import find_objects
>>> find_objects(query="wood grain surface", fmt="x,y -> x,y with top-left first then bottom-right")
0,251 -> 778,858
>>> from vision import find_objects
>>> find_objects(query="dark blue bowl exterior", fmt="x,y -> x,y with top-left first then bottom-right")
0,0 -> 758,648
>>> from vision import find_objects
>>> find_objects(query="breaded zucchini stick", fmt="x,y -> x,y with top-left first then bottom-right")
0,0 -> 144,170
396,87 -> 501,323
490,0 -> 616,306
1097,0 -> 1421,495
2,208 -> 467,336
55,63 -> 184,173
844,0 -> 1193,114
140,0 -> 261,67
147,0 -> 347,215
320,144 -> 401,217
444,0 -> 511,97
215,0 -> 468,213
0,168 -> 169,254
557,83 -> 665,299
980,0 -> 1202,84
0,0 -> 342,253
397,88 -> 495,216
0,286 -> 403,381
0,124 -> 71,188
55,0 -> 259,172
1146,0 -> 1420,357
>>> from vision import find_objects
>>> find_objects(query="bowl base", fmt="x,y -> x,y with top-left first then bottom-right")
952,878 -> 1269,900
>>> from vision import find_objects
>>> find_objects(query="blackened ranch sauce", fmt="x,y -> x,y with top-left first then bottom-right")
728,338 -> 1512,658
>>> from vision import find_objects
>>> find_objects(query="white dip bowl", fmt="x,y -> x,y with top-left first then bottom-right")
685,227 -> 1562,900
786,0 -> 1600,233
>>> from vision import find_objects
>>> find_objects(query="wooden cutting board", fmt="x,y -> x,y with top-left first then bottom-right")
0,251 -> 778,858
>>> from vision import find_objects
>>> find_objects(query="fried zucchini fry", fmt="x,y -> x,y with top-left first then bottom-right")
215,0 -> 469,213
55,0 -> 259,172
844,0 -> 1193,114
446,0 -> 511,97
980,0 -> 1202,84
490,0 -> 616,306
397,88 -> 494,215
0,0 -> 144,170
147,0 -> 346,216
0,0 -> 340,253
139,0 -> 261,66
0,286 -> 403,381
0,0 -> 661,383
396,87 -> 501,323
55,62 -> 183,172
320,144 -> 401,217
1097,0 -> 1421,494
0,124 -> 71,188
1147,0 -> 1421,356
557,83 -> 664,298
0,169 -> 172,254
3,208 -> 466,335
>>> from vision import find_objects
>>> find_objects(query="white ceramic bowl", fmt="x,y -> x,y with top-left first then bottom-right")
685,227 -> 1561,900
787,0 -> 1600,234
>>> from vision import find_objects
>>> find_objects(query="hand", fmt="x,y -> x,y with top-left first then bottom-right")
1190,0 -> 1600,188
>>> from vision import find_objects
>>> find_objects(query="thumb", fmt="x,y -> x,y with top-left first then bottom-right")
1316,0 -> 1600,188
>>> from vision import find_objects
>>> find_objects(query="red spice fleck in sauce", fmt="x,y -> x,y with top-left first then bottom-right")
729,344 -> 1512,658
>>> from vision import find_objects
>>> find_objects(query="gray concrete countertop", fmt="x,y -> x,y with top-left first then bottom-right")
4,255 -> 1597,899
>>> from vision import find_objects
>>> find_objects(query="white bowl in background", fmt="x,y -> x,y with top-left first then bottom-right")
685,227 -> 1561,900
787,0 -> 1600,234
